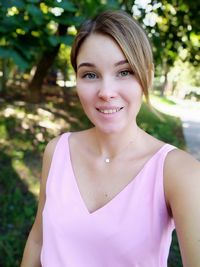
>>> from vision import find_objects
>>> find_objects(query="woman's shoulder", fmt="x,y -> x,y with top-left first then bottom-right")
44,130 -> 89,157
41,132 -> 72,181
165,147 -> 200,176
164,148 -> 200,265
68,128 -> 94,148
44,135 -> 62,157
164,147 -> 200,207
43,131 -> 73,162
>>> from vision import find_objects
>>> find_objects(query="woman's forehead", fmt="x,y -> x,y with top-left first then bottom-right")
77,34 -> 127,65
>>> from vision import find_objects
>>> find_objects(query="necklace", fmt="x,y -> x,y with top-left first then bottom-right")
95,127 -> 139,164
104,146 -> 131,163
103,138 -> 137,164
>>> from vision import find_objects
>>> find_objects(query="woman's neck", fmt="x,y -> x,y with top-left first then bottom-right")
91,125 -> 140,161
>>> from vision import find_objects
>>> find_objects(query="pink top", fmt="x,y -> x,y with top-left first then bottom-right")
41,132 -> 175,267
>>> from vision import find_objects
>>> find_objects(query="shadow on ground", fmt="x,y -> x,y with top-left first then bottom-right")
0,150 -> 37,267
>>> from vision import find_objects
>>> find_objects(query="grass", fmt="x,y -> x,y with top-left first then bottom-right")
137,102 -> 184,148
0,90 -> 184,266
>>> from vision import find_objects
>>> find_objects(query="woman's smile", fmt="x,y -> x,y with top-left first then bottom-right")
96,106 -> 124,114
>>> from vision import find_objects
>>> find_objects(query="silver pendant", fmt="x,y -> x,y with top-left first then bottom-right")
105,158 -> 110,163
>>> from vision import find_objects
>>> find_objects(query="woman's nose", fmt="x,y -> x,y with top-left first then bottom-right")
98,79 -> 117,101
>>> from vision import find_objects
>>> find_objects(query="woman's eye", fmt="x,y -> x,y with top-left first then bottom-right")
118,70 -> 132,77
82,72 -> 97,79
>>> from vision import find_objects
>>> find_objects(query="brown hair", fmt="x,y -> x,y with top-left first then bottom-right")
70,10 -> 154,103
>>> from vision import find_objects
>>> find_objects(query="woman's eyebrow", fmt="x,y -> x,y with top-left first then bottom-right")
77,60 -> 128,70
114,60 -> 128,67
77,62 -> 96,70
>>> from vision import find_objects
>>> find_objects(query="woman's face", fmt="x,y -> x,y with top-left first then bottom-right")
76,33 -> 143,134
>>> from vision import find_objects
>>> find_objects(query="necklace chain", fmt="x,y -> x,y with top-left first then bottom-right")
104,145 -> 131,163
95,128 -> 138,164
104,138 -> 136,163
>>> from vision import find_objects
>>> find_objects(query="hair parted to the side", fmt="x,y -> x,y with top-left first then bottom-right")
70,10 -> 154,103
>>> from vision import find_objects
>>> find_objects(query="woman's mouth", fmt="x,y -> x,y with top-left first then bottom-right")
96,107 -> 124,114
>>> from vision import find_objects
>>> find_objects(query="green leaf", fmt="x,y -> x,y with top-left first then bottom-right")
0,0 -> 25,9
48,34 -> 74,46
52,0 -> 76,12
106,0 -> 119,9
0,47 -> 29,70
26,0 -> 40,3
1,0 -> 25,8
26,4 -> 42,16
13,0 -> 26,8
48,36 -> 59,46
53,14 -> 84,26
0,16 -> 19,33
26,4 -> 44,25
0,47 -> 10,58
60,35 -> 74,45
11,51 -> 30,70
0,0 -> 8,8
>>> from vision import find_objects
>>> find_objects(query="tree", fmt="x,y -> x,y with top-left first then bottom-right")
0,0 -> 120,102
126,0 -> 200,95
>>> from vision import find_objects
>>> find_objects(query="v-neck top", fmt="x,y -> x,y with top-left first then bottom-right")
41,132 -> 175,267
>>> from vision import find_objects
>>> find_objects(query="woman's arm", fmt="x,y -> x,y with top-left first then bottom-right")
21,136 -> 60,267
164,149 -> 200,267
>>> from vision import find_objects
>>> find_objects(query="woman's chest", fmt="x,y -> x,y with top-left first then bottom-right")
71,155 -> 148,214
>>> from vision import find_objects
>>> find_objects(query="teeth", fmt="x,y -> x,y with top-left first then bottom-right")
99,108 -> 121,114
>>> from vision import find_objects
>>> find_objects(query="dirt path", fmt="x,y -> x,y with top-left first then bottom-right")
181,120 -> 200,160
173,99 -> 200,161
152,97 -> 200,161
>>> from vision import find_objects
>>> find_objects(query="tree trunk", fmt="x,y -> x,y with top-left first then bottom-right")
0,59 -> 7,95
27,46 -> 60,103
27,24 -> 68,103
161,73 -> 168,96
160,64 -> 169,97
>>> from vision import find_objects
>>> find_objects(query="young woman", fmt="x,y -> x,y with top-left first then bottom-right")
21,10 -> 200,267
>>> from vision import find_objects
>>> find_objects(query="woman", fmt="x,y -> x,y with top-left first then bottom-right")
21,10 -> 200,267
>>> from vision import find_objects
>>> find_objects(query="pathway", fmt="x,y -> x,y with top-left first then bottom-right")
152,97 -> 200,161
182,120 -> 200,160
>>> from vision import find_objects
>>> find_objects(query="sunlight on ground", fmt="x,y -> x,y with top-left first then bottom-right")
0,101 -> 71,198
0,102 -> 70,138
151,95 -> 200,122
12,159 -> 40,198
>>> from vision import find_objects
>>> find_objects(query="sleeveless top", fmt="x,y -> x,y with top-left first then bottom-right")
41,132 -> 175,267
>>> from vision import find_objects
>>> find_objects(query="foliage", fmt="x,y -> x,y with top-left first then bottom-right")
137,102 -> 185,148
0,0 -> 120,71
54,44 -> 72,81
0,0 -> 122,102
0,0 -> 199,99
0,0 -> 74,70
130,0 -> 200,76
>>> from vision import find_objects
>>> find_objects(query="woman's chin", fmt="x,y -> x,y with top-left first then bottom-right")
95,124 -> 125,135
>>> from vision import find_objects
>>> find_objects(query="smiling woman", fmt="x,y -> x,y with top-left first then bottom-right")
21,10 -> 200,267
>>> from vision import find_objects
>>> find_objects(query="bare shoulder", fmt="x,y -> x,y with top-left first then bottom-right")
44,135 -> 61,158
41,135 -> 63,184
165,148 -> 200,183
68,128 -> 95,151
164,147 -> 200,210
164,148 -> 200,266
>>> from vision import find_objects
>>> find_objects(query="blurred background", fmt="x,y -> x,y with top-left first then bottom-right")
0,0 -> 199,266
